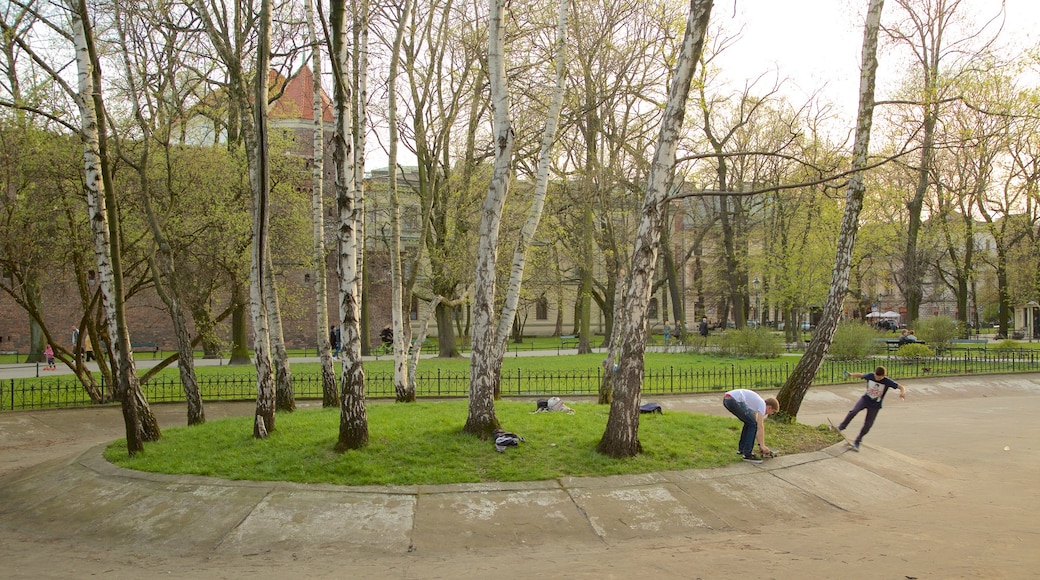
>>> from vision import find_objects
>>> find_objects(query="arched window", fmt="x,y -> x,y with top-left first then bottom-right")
648,297 -> 659,319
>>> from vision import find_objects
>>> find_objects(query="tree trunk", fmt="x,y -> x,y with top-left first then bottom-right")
331,0 -> 369,451
251,0 -> 276,438
464,0 -> 513,438
388,0 -> 414,402
305,0 -> 339,407
776,0 -> 885,419
69,0 -> 150,453
264,249 -> 295,413
113,1 -> 205,427
435,302 -> 460,357
597,0 -> 713,458
26,276 -> 44,363
228,286 -> 251,365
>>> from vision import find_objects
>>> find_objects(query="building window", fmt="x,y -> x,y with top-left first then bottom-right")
304,273 -> 311,283
536,296 -> 548,320
649,297 -> 659,319
410,297 -> 418,321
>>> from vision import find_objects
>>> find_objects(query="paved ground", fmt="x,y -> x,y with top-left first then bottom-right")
1,370 -> 1038,579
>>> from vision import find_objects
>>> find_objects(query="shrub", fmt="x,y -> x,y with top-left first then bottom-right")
715,328 -> 782,358
896,342 -> 934,360
915,315 -> 963,349
992,339 -> 1019,352
828,321 -> 883,360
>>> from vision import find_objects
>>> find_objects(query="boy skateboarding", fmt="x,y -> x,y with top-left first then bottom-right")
835,365 -> 906,451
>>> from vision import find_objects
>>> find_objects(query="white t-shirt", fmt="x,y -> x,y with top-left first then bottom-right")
726,389 -> 766,415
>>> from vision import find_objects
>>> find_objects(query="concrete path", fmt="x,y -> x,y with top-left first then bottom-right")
0,372 -> 1038,578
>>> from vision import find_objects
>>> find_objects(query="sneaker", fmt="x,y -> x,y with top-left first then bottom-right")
742,454 -> 764,464
851,442 -> 861,452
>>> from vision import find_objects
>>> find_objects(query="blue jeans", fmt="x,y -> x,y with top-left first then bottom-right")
723,395 -> 758,456
839,395 -> 881,445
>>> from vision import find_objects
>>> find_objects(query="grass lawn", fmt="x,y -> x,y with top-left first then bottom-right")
104,400 -> 840,486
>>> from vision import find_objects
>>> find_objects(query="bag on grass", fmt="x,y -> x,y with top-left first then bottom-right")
493,429 -> 525,452
639,402 -> 663,414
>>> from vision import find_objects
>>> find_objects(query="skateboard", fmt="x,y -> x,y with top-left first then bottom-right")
827,418 -> 856,449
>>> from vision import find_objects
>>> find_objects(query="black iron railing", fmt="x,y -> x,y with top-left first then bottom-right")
2,350 -> 1038,412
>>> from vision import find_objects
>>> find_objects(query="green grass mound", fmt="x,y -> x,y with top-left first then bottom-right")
104,400 -> 840,486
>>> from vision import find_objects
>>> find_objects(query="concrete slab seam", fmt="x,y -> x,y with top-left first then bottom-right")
557,479 -> 609,544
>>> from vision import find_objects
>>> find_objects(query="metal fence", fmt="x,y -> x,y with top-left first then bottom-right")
2,350 -> 1038,412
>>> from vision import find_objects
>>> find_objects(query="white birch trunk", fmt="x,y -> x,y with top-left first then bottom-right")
352,0 -> 369,318
490,0 -> 570,372
265,247 -> 294,411
388,0 -> 414,401
306,0 -> 338,408
407,296 -> 442,394
251,0 -> 276,438
68,0 -> 147,453
777,0 -> 885,418
464,0 -> 513,436
597,0 -> 714,458
599,267 -> 627,404
331,0 -> 369,451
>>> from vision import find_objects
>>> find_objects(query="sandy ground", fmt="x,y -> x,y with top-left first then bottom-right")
1,374 -> 1038,579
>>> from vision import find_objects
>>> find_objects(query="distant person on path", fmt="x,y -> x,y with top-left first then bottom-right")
837,365 -> 906,451
43,344 -> 55,370
83,334 -> 94,362
329,326 -> 341,357
698,317 -> 709,341
722,388 -> 779,463
71,327 -> 80,356
663,321 -> 671,346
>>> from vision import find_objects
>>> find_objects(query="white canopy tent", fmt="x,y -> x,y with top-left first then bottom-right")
865,311 -> 900,319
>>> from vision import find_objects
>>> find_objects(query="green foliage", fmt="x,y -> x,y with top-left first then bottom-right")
104,400 -> 838,485
714,328 -> 782,358
896,342 -> 934,360
915,316 -> 963,346
992,339 -> 1020,353
828,322 -> 883,360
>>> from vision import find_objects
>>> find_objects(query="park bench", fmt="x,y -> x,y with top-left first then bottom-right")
132,342 -> 159,358
560,335 -> 578,348
874,338 -> 926,354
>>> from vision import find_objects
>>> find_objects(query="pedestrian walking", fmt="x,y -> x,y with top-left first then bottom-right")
43,344 -> 56,370
836,365 -> 906,451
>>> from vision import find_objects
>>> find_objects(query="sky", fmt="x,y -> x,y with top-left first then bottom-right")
370,0 -> 1040,169
710,0 -> 1040,130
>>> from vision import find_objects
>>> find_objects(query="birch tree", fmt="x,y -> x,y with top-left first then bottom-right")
250,0 -> 276,437
463,0 -> 514,436
596,0 -> 713,458
386,0 -> 415,401
306,0 -> 338,407
776,0 -> 885,419
330,0 -> 368,451
68,0 -> 158,450
488,0 -> 570,392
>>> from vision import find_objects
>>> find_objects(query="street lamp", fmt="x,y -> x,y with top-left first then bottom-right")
1027,301 -> 1039,343
752,278 -> 761,327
